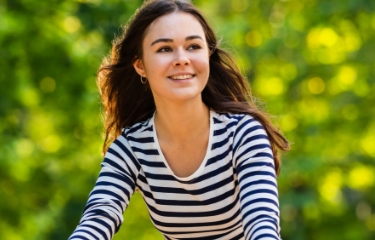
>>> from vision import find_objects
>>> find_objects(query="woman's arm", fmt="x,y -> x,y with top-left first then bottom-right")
234,116 -> 280,240
69,134 -> 140,240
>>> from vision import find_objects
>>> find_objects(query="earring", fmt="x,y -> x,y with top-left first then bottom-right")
140,75 -> 147,84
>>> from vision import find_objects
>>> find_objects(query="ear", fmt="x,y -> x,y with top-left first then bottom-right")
133,59 -> 146,77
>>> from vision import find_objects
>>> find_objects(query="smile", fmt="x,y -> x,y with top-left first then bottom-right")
169,74 -> 195,80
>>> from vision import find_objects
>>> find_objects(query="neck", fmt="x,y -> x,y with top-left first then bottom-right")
154,99 -> 210,142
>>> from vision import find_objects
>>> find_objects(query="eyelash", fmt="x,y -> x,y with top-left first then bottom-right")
157,47 -> 172,52
188,44 -> 201,50
157,44 -> 202,52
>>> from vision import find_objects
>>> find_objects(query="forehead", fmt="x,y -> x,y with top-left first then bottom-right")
144,11 -> 206,42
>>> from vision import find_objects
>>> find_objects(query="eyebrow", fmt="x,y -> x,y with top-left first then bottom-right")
150,35 -> 203,46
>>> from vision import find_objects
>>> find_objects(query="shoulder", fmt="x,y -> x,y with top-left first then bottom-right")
107,114 -> 154,156
212,111 -> 268,151
121,114 -> 154,139
212,111 -> 263,132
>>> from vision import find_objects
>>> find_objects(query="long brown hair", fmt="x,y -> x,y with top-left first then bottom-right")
97,0 -> 289,175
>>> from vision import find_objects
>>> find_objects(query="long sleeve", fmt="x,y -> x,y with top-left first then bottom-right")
69,134 -> 140,240
233,117 -> 280,240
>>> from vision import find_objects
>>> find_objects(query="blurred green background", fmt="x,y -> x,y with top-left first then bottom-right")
1,0 -> 374,239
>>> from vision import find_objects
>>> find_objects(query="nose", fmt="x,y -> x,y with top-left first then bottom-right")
172,49 -> 190,67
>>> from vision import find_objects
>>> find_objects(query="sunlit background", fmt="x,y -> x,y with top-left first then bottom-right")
1,0 -> 374,239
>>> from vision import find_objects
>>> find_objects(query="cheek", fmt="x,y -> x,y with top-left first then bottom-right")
143,55 -> 171,73
194,57 -> 210,74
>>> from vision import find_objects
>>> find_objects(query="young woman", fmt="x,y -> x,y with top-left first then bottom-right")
69,0 -> 289,239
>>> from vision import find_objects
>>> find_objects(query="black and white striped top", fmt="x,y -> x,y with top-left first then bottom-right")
69,111 -> 280,240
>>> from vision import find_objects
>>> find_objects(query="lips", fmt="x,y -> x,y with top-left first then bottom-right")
168,74 -> 195,80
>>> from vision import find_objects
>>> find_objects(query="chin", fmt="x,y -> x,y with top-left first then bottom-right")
168,92 -> 203,103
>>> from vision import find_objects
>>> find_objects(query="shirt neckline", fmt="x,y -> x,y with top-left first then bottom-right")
151,110 -> 214,182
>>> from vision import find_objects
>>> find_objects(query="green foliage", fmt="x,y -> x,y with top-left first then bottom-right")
1,0 -> 374,239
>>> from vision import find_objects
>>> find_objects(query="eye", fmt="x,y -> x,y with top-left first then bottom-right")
188,44 -> 201,50
157,46 -> 172,52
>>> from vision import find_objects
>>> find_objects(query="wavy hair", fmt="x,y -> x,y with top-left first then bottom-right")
97,0 -> 290,175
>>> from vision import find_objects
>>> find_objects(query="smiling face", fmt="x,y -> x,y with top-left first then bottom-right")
133,11 -> 210,106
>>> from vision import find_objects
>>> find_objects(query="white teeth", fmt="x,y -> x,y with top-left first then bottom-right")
171,75 -> 193,80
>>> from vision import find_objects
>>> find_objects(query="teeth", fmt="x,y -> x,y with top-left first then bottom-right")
171,75 -> 193,80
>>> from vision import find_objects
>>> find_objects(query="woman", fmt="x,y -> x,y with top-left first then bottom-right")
69,0 -> 289,239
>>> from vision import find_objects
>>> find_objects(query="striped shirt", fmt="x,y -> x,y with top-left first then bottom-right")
69,111 -> 280,240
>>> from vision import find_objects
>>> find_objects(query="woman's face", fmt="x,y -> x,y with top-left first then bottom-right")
133,11 -> 210,106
